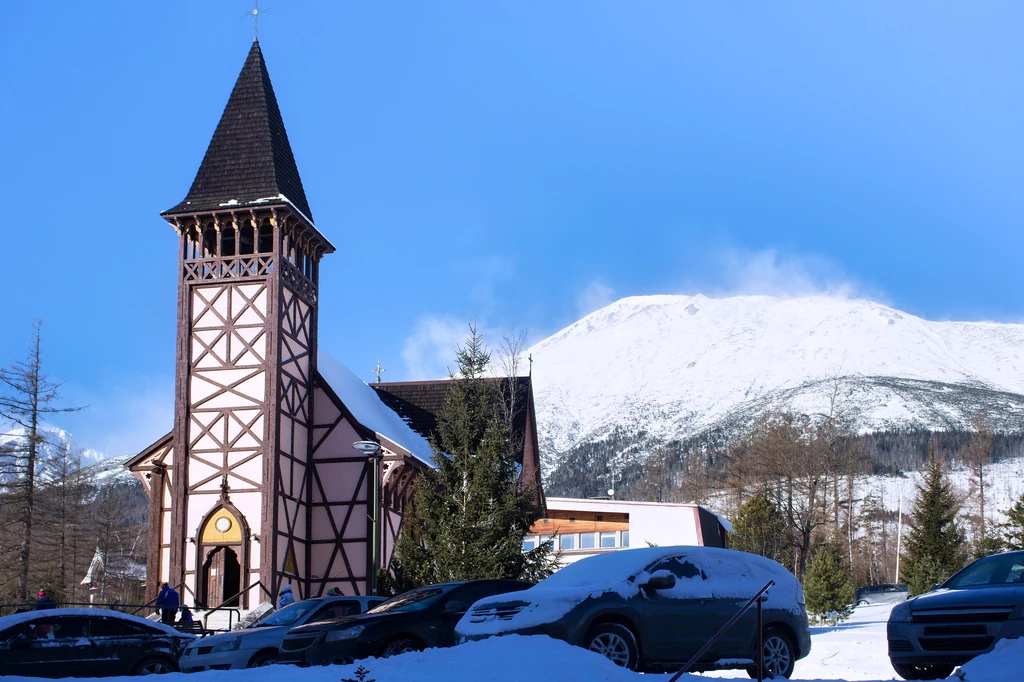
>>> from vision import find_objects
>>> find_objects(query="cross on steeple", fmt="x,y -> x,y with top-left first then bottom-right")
242,1 -> 272,40
372,361 -> 386,384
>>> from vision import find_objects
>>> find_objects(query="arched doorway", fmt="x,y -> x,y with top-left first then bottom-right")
203,546 -> 241,607
198,506 -> 247,608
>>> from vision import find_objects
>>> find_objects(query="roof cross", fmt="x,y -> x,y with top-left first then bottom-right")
372,361 -> 386,384
242,1 -> 272,40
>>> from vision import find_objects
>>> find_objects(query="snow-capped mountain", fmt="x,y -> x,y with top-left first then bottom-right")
0,427 -> 107,466
528,294 -> 1024,476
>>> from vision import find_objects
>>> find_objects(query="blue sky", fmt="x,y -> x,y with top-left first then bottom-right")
2,2 -> 1022,455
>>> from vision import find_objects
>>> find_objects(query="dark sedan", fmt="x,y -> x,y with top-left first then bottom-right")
0,608 -> 194,677
278,580 -> 531,666
888,550 -> 1024,680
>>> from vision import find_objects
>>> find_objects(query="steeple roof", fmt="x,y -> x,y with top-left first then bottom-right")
163,41 -> 314,221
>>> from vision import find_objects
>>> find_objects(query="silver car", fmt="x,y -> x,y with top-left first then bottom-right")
179,596 -> 384,671
855,584 -> 909,606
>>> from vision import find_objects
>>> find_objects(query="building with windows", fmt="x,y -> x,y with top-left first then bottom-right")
526,497 -> 731,566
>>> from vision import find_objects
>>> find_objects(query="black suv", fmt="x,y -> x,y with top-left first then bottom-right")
278,579 -> 531,666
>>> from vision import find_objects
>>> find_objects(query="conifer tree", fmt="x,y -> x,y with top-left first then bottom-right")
802,541 -> 853,621
901,446 -> 966,595
393,322 -> 554,585
1002,491 -> 1024,551
731,494 -> 789,567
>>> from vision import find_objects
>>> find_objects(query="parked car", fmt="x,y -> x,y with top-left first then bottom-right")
456,546 -> 811,678
887,549 -> 1024,681
179,595 -> 384,671
856,584 -> 910,606
0,608 -> 194,677
278,580 -> 532,666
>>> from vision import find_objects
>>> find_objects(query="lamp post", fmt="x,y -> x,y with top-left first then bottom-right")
353,440 -> 383,595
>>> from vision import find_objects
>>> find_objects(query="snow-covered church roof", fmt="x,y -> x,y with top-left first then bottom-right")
316,351 -> 434,466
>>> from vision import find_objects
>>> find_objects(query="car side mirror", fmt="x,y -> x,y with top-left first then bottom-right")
644,571 -> 677,591
929,584 -> 940,593
443,600 -> 467,615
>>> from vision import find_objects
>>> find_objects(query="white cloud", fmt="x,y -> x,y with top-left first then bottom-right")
576,280 -> 616,317
401,316 -> 474,380
711,248 -> 873,299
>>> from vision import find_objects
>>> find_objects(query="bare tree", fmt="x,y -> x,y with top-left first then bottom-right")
0,322 -> 82,599
962,413 -> 993,554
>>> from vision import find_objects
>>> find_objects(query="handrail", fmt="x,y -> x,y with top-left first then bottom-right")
667,579 -> 776,682
197,580 -> 268,631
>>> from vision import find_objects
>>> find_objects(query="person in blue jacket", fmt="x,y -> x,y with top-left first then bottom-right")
278,584 -> 295,608
155,583 -> 180,625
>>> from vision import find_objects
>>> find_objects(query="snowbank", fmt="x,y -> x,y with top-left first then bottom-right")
956,637 -> 1024,682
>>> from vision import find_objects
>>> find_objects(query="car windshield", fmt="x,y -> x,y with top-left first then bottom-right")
367,586 -> 452,613
944,554 -> 1024,589
253,601 -> 320,627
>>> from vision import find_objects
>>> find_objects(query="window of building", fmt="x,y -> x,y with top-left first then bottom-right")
580,532 -> 597,550
539,535 -> 553,549
621,531 -> 630,547
522,536 -> 537,552
560,534 -> 576,551
600,532 -> 617,549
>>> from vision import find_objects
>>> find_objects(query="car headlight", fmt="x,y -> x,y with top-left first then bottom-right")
324,626 -> 365,643
212,637 -> 242,653
889,602 -> 912,623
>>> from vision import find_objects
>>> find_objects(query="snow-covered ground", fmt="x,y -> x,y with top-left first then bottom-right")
6,601 -> 1020,682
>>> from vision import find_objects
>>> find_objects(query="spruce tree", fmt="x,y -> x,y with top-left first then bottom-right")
1002,491 -> 1024,551
802,541 -> 853,621
731,494 -> 789,567
393,322 -> 554,585
901,447 -> 966,595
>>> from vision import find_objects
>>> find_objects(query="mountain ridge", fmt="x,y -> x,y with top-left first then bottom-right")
527,293 -> 1024,477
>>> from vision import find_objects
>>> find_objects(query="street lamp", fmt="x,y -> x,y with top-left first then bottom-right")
353,440 -> 383,594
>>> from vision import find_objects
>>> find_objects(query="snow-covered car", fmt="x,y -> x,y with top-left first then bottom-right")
179,596 -> 383,672
0,608 -> 194,677
456,546 -> 811,678
855,583 -> 909,606
887,549 -> 1024,681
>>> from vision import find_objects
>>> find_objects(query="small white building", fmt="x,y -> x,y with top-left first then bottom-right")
526,497 -> 732,566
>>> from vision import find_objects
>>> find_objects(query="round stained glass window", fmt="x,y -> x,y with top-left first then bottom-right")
215,517 -> 232,533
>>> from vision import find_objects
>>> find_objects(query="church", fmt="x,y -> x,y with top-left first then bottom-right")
125,40 -> 544,611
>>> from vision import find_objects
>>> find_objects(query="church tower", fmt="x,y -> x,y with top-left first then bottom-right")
160,41 -> 334,608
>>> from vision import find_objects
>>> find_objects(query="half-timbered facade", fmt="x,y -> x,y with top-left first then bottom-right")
127,40 -> 543,610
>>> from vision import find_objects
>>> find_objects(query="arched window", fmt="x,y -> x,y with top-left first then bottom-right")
257,221 -> 274,254
221,226 -> 236,257
202,224 -> 218,257
295,244 -> 305,272
238,221 -> 255,255
184,225 -> 201,260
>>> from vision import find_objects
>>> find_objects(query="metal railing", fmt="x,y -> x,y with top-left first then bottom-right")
667,579 -> 776,682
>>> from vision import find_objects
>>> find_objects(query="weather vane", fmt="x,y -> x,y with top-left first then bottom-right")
242,1 -> 272,40
372,361 -> 386,384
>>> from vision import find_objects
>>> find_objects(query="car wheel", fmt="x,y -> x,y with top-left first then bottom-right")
379,638 -> 421,658
748,627 -> 795,679
584,623 -> 639,671
857,600 -> 869,607
134,658 -> 176,676
891,663 -> 955,681
247,651 -> 277,668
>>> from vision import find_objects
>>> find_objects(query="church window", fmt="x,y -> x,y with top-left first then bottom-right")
221,226 -> 236,257
238,221 -> 255,255
257,221 -> 274,254
295,244 -> 305,272
184,225 -> 201,260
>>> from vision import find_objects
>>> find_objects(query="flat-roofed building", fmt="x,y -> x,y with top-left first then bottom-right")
527,497 -> 731,566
